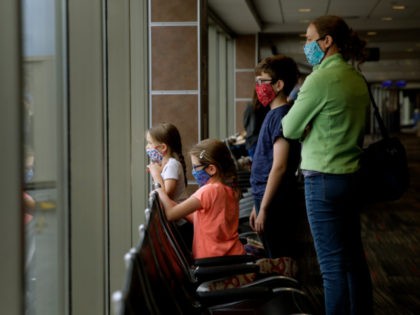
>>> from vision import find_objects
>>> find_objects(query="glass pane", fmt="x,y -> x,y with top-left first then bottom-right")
22,0 -> 68,314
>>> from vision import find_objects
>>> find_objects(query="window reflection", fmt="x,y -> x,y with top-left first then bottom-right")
22,0 -> 67,314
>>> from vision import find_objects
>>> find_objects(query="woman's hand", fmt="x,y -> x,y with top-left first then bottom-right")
301,124 -> 312,140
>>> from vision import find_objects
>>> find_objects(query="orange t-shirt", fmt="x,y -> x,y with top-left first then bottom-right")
191,182 -> 245,259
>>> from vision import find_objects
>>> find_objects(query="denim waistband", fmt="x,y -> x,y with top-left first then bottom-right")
302,170 -> 358,178
302,170 -> 321,177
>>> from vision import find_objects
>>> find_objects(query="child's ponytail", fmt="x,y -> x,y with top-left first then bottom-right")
176,152 -> 188,187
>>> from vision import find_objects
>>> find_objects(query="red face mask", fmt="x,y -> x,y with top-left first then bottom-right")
255,83 -> 276,107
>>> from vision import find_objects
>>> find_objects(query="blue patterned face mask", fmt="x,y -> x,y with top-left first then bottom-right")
146,148 -> 163,163
304,40 -> 325,66
192,168 -> 211,187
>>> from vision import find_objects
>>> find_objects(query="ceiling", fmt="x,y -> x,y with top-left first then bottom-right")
208,0 -> 420,85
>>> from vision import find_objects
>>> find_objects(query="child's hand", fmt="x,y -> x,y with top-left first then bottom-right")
147,162 -> 162,181
249,207 -> 257,231
254,210 -> 266,234
250,206 -> 266,234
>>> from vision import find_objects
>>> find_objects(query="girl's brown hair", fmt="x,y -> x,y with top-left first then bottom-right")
148,122 -> 187,187
190,139 -> 239,195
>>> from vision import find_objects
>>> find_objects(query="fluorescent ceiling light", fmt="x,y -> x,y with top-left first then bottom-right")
392,5 -> 406,10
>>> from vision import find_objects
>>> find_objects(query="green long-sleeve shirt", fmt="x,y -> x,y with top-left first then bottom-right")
282,54 -> 369,174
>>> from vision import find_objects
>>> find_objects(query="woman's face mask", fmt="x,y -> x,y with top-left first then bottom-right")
304,39 -> 325,66
255,81 -> 276,107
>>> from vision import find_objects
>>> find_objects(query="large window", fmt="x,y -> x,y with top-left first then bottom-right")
22,0 -> 68,313
208,24 -> 235,139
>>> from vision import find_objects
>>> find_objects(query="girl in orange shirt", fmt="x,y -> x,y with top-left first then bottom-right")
155,138 -> 245,259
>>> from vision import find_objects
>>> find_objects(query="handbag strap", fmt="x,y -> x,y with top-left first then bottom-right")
363,77 -> 389,139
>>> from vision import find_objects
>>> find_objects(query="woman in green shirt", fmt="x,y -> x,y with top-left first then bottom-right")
282,15 -> 373,315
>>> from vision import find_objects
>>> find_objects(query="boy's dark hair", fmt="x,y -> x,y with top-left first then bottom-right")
148,122 -> 187,187
255,54 -> 299,97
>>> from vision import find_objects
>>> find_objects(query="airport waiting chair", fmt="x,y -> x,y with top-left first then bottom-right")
112,244 -> 156,315
148,193 -> 262,283
112,222 -> 263,314
146,193 -> 315,314
113,194 -> 315,314
150,191 -> 297,284
115,219 -> 202,314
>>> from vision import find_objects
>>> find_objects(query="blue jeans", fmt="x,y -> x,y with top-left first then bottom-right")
304,172 -> 373,315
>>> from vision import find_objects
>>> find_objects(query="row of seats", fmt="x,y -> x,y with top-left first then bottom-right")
112,191 -> 316,314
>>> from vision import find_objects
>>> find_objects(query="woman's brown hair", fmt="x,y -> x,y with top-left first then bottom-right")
311,15 -> 367,68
